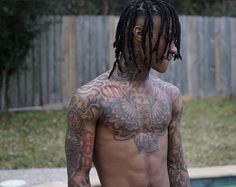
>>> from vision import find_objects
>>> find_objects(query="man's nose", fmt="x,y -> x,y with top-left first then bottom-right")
169,42 -> 177,55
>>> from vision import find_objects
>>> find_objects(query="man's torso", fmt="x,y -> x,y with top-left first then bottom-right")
79,71 -> 177,187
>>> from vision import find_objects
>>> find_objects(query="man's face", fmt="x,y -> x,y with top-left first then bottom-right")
146,17 -> 177,73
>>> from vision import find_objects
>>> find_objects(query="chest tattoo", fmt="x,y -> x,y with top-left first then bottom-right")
100,84 -> 172,153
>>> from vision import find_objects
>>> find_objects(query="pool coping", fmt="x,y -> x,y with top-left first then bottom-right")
188,165 -> 236,179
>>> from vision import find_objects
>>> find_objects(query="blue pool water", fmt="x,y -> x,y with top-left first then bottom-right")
191,176 -> 236,187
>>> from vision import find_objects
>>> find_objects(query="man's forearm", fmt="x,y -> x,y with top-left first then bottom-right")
168,167 -> 190,187
68,174 -> 91,187
167,144 -> 190,187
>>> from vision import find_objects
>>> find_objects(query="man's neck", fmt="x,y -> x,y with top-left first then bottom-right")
112,57 -> 150,83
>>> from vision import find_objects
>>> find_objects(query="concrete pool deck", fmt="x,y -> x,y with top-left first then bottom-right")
1,165 -> 236,187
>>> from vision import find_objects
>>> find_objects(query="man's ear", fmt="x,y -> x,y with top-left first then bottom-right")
133,25 -> 142,43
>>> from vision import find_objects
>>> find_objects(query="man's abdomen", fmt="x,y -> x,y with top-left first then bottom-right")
93,127 -> 170,187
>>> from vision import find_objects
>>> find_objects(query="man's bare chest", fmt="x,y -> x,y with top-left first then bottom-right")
103,94 -> 171,125
99,95 -> 171,153
101,84 -> 172,129
96,81 -> 173,152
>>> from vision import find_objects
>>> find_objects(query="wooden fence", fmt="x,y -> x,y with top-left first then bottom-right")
2,15 -> 236,110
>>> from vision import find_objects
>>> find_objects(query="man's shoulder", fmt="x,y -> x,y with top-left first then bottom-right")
68,71 -> 110,111
69,71 -> 110,107
75,71 -> 110,94
151,76 -> 181,96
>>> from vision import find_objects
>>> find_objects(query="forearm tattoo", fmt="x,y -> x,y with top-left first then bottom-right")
167,94 -> 190,187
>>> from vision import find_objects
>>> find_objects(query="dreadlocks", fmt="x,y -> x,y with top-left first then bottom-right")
108,0 -> 181,78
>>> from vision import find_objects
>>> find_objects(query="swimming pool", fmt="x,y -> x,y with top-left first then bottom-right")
191,176 -> 236,187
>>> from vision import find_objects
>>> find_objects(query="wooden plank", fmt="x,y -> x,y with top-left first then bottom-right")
37,27 -> 43,106
205,17 -> 216,97
103,16 -> 110,72
201,17 -> 207,97
37,26 -> 42,106
16,70 -> 21,107
17,57 -> 25,108
40,17 -> 48,105
54,16 -> 63,103
97,16 -> 103,76
33,37 -> 40,106
31,45 -> 36,106
83,16 -> 90,84
76,16 -> 83,88
47,16 -> 55,103
18,69 -> 27,107
61,16 -> 70,104
97,16 -> 108,75
8,73 -> 18,108
215,18 -> 222,96
231,18 -> 236,96
187,16 -> 200,99
196,16 -> 204,97
23,64 -> 28,107
26,49 -> 33,107
96,17 -> 105,74
178,15 -> 188,95
61,16 -> 77,104
199,16 -> 215,97
90,16 -> 97,80
69,16 -> 77,92
220,17 -> 231,96
61,16 -> 69,104
108,16 -> 117,69
61,16 -> 68,104
93,16 -> 99,77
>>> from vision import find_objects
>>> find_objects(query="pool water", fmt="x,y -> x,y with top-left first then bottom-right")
191,176 -> 236,187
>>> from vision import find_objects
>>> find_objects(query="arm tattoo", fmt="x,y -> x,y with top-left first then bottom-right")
168,90 -> 190,187
65,91 -> 98,187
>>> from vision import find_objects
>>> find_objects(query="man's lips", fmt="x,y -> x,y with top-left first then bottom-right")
163,56 -> 173,61
157,56 -> 173,63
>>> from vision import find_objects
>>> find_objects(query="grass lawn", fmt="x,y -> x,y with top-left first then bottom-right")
182,97 -> 236,167
0,110 -> 67,169
0,97 -> 236,169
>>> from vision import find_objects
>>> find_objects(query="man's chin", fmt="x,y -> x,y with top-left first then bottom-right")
156,68 -> 167,73
151,65 -> 168,73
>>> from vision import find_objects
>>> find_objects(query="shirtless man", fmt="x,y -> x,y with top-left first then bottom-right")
65,0 -> 190,186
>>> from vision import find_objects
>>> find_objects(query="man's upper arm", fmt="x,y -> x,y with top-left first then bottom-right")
167,87 -> 190,186
65,90 -> 99,187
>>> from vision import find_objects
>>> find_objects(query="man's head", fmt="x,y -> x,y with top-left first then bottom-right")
110,0 -> 181,75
